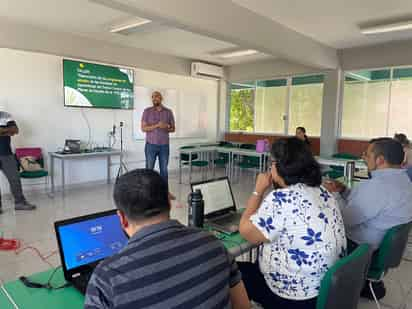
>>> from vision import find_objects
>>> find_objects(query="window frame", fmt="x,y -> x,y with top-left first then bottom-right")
228,72 -> 325,137
340,65 -> 412,140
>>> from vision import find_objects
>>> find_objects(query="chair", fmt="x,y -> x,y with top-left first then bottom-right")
316,244 -> 371,309
323,153 -> 361,179
366,222 -> 412,309
179,146 -> 209,183
214,142 -> 233,169
15,147 -> 49,194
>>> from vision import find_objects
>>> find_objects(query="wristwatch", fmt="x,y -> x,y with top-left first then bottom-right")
252,191 -> 261,197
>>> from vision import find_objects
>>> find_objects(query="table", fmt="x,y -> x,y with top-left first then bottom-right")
0,231 -> 255,309
49,150 -> 122,195
316,156 -> 367,170
230,148 -> 269,180
178,145 -> 268,184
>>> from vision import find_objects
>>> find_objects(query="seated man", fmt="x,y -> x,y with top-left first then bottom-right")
325,137 -> 412,299
85,169 -> 249,309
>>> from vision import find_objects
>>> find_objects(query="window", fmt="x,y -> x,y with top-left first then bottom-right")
229,74 -> 324,136
289,75 -> 324,136
341,69 -> 390,139
255,79 -> 287,134
341,67 -> 412,139
229,82 -> 255,132
389,68 -> 412,137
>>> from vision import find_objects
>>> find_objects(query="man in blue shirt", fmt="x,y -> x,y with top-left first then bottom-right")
325,137 -> 412,299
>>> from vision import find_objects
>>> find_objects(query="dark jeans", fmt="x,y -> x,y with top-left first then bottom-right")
237,262 -> 317,309
0,155 -> 25,205
145,143 -> 170,184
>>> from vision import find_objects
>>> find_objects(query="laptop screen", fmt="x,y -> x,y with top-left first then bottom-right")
192,178 -> 235,215
56,212 -> 128,271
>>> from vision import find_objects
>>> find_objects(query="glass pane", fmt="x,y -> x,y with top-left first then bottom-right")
345,69 -> 390,82
229,88 -> 255,132
388,78 -> 412,137
341,79 -> 389,138
292,74 -> 324,85
255,80 -> 287,133
393,67 -> 412,80
288,83 -> 323,136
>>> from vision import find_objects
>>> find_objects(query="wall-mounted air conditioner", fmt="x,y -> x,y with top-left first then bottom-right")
191,62 -> 224,80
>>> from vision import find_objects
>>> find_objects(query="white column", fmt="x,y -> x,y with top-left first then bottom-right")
320,69 -> 342,156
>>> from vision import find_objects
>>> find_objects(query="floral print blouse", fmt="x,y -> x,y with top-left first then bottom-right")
250,184 -> 347,300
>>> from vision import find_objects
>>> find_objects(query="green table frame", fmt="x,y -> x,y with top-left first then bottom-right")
0,231 -> 255,309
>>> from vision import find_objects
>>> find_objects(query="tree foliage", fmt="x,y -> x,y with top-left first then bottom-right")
230,89 -> 254,131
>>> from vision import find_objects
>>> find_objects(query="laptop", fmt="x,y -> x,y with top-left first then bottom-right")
64,139 -> 81,153
54,210 -> 128,294
191,177 -> 241,234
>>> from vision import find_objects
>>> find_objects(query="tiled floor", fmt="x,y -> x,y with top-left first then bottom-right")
0,169 -> 411,308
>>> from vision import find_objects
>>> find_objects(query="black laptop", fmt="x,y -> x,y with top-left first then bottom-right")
54,210 -> 128,294
191,177 -> 241,234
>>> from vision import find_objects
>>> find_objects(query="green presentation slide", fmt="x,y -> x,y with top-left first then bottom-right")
63,59 -> 134,109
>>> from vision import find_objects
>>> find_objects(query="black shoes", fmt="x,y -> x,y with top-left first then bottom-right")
361,281 -> 386,300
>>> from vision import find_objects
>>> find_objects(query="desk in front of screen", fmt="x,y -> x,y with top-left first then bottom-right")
0,223 -> 254,309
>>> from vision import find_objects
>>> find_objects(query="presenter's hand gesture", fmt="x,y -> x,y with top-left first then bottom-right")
158,122 -> 169,129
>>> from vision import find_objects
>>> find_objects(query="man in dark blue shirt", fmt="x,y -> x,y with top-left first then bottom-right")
85,169 -> 249,309
0,112 -> 36,213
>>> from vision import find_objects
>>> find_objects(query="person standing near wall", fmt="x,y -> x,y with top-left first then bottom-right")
0,111 -> 36,214
141,91 -> 176,198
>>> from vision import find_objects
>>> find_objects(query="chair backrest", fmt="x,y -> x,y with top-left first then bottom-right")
370,222 -> 412,275
15,148 -> 42,160
317,244 -> 371,309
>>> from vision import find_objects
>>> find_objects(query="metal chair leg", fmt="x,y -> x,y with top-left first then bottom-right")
369,281 -> 382,309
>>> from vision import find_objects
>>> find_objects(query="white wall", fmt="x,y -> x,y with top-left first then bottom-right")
339,39 -> 412,70
0,48 -> 219,193
227,58 -> 317,82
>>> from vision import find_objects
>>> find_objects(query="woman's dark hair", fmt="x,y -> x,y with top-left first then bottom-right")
271,137 -> 321,187
296,126 -> 310,146
394,133 -> 410,146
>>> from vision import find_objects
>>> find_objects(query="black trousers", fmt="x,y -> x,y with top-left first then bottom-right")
237,262 -> 317,309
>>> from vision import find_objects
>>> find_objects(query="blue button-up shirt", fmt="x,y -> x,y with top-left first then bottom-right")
340,168 -> 412,249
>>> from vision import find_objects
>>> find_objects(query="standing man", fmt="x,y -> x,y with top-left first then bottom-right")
141,91 -> 175,187
0,111 -> 36,214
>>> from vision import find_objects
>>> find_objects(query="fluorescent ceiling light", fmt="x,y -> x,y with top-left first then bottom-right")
214,49 -> 258,58
110,19 -> 151,33
360,20 -> 412,35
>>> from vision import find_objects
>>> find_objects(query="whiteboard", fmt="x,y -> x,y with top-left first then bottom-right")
133,86 -> 207,139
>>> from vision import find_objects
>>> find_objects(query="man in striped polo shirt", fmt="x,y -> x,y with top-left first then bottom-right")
85,169 -> 250,309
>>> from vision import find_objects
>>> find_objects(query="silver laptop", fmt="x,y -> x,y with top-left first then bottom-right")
191,177 -> 241,234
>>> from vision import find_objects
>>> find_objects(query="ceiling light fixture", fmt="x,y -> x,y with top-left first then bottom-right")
110,19 -> 152,33
215,49 -> 258,58
360,20 -> 412,35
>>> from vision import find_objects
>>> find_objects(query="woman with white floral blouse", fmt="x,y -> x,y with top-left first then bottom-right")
239,137 -> 347,309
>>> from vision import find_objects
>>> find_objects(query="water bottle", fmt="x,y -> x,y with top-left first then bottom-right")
345,161 -> 355,187
188,189 -> 204,228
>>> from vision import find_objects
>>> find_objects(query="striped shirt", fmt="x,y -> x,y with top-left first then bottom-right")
84,220 -> 241,309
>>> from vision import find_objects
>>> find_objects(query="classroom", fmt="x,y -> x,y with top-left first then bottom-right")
1,1 -> 412,308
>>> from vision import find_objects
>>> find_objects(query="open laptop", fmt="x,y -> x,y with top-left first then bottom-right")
54,210 -> 128,294
191,177 -> 241,234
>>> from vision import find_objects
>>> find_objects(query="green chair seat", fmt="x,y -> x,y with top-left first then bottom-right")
20,170 -> 49,178
191,161 -> 209,167
214,159 -> 227,166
